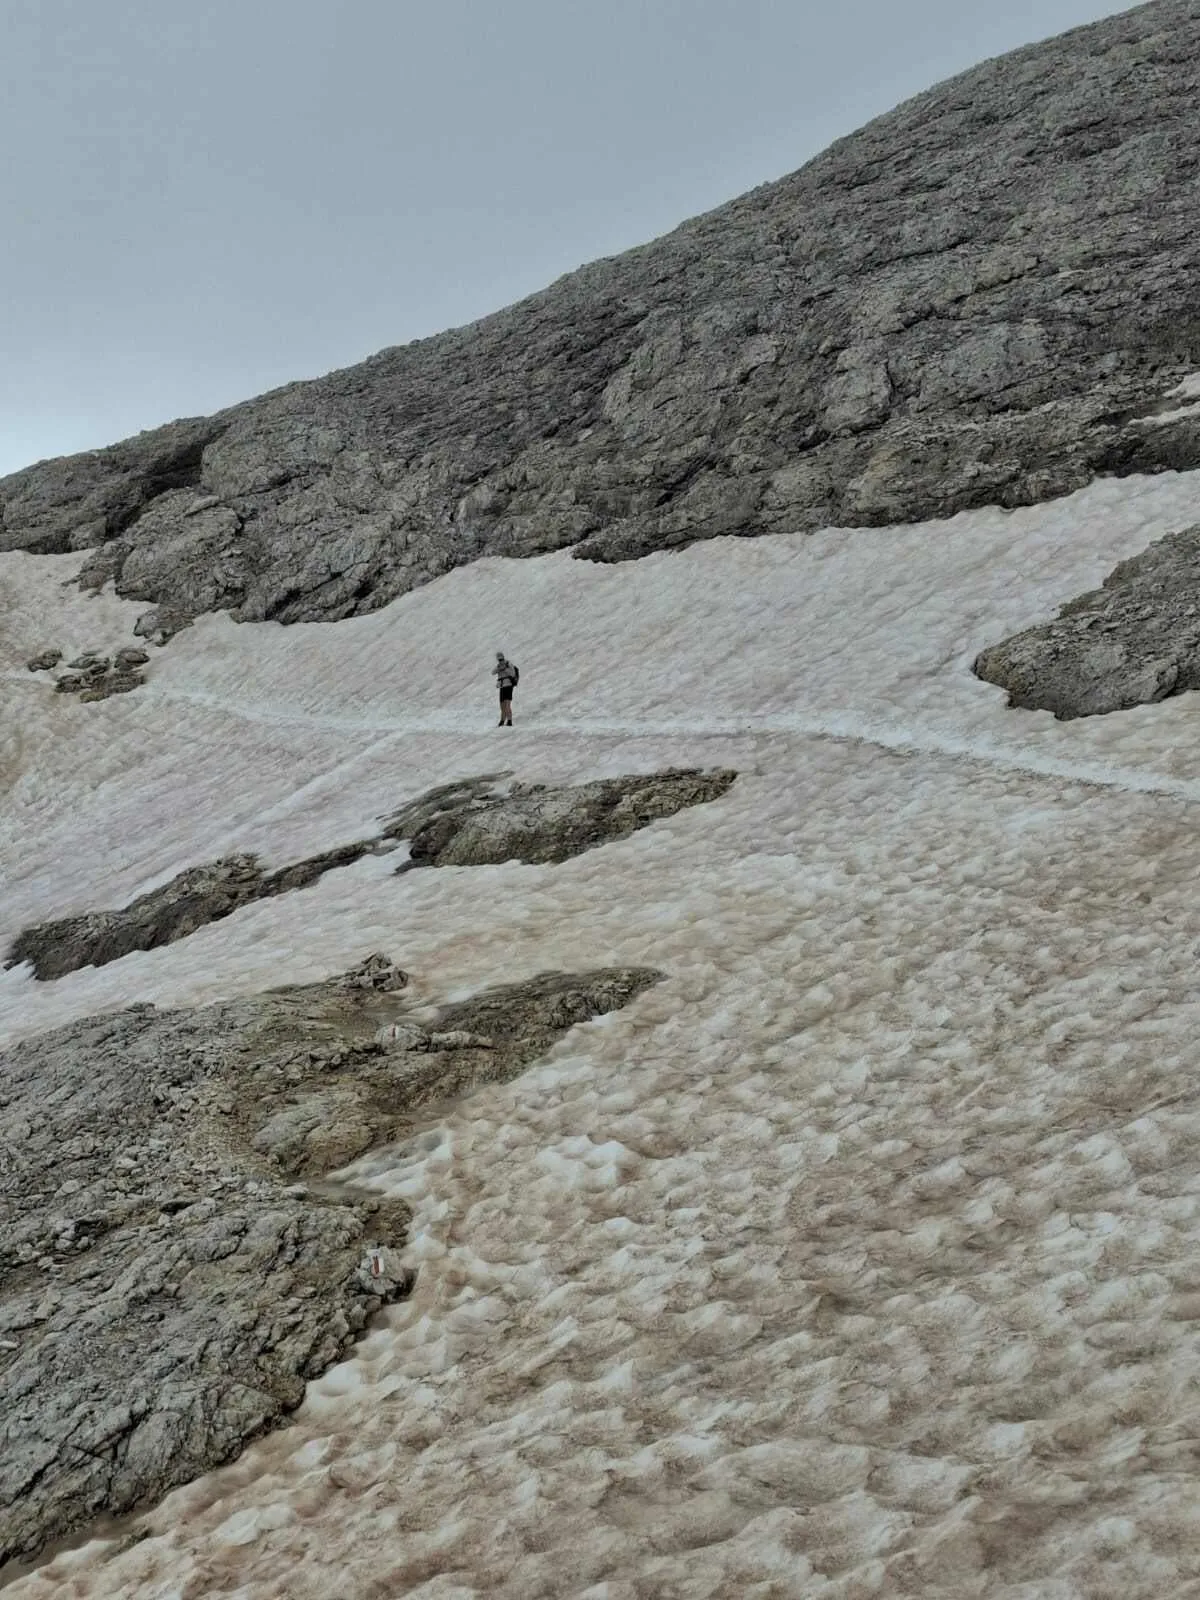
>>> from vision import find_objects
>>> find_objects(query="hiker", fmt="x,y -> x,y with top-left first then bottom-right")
493,652 -> 519,725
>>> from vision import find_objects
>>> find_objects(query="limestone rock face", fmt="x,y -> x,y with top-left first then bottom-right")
3,3 -> 1200,629
974,525 -> 1200,718
0,963 -> 660,1564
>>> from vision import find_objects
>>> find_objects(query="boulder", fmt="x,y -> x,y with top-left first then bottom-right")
24,650 -> 61,673
974,525 -> 1200,718
78,672 -> 144,703
387,768 -> 738,868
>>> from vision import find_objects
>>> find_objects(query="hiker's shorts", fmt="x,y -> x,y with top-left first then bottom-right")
499,683 -> 515,701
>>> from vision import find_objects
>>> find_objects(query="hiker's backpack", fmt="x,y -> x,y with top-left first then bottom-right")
512,665 -> 520,687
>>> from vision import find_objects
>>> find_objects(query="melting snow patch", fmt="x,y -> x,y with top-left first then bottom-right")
7,472 -> 1200,1593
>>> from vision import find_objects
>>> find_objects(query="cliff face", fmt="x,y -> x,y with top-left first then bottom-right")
3,0 -> 1200,635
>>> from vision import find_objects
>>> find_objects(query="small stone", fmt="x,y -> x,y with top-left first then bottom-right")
79,673 -> 145,703
25,649 -> 62,672
339,953 -> 409,992
66,653 -> 107,670
373,1021 -> 428,1050
114,647 -> 150,670
53,674 -> 84,694
355,1244 -> 412,1295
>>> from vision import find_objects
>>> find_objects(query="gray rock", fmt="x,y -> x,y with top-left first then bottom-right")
338,952 -> 410,992
24,650 -> 61,673
3,4 -> 1200,625
78,672 -> 144,704
6,843 -> 373,981
373,1020 -> 428,1050
974,525 -> 1200,718
7,769 -> 724,982
424,1030 -> 494,1051
132,605 -> 193,645
0,962 -> 660,1564
387,768 -> 738,869
1,417 -> 223,557
356,1245 -> 411,1298
379,774 -> 511,842
45,656 -> 148,704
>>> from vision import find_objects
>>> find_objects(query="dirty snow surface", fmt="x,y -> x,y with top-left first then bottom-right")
6,471 -> 1200,1598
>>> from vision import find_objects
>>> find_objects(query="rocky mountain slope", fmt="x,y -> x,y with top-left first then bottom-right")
0,963 -> 659,1565
3,0 -> 1200,641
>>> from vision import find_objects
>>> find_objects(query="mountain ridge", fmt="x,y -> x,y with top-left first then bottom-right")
3,0 -> 1198,641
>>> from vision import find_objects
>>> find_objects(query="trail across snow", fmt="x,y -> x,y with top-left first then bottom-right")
5,472 -> 1200,1596
115,682 -> 1200,805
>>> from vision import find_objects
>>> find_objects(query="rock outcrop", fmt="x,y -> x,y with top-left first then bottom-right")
9,771 -> 735,980
0,962 -> 660,1566
24,649 -> 61,672
7,844 -> 376,981
26,646 -> 152,702
3,3 -> 1200,633
386,768 -> 739,868
974,524 -> 1200,718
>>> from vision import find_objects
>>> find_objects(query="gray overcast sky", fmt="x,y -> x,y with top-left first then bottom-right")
1,0 -> 1140,476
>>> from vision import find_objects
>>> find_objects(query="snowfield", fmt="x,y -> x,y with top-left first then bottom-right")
5,470 -> 1200,1596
